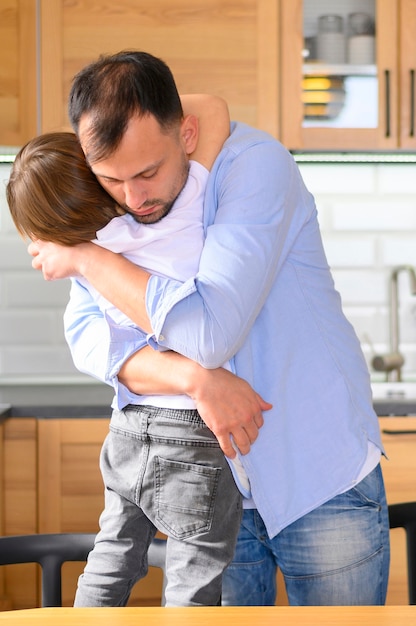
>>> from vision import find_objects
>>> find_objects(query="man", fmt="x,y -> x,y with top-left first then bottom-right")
29,50 -> 390,606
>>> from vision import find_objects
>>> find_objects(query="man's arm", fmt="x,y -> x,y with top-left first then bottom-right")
118,347 -> 269,457
63,277 -> 270,458
28,134 -> 290,452
29,138 -> 295,368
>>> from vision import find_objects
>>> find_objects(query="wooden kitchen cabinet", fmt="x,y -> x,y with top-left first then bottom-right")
38,0 -> 279,139
0,417 -> 163,610
0,0 -> 280,146
37,418 -> 164,608
379,417 -> 416,605
1,419 -> 38,610
0,0 -> 37,146
1,415 -> 415,608
34,0 -> 416,151
280,0 -> 416,151
2,1 -> 416,152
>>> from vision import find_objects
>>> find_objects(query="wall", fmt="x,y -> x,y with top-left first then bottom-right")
300,162 -> 416,379
0,158 -> 113,406
1,157 -> 416,404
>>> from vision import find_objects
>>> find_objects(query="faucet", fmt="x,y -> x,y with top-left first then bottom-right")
372,265 -> 416,382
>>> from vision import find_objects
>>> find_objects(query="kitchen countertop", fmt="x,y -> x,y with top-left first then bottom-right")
0,401 -> 414,422
373,399 -> 416,416
0,404 -> 111,422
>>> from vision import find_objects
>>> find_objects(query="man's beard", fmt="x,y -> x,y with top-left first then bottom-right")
123,159 -> 190,225
124,199 -> 175,224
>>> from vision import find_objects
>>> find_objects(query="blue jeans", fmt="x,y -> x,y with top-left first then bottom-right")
74,405 -> 242,607
222,464 -> 390,605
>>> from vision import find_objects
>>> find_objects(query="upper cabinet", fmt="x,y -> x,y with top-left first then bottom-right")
0,0 -> 37,146
1,0 -> 415,152
0,0 -> 279,146
39,0 -> 279,138
280,0 -> 416,150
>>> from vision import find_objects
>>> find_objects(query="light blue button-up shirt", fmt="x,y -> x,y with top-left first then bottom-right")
64,122 -> 383,538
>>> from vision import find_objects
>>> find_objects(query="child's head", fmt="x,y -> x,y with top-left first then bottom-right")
7,132 -> 122,245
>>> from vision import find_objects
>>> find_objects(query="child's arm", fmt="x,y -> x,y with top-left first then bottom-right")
180,94 -> 230,170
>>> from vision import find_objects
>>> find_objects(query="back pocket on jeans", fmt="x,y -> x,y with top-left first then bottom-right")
154,456 -> 221,539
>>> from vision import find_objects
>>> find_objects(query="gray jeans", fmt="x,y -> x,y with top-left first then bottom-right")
74,405 -> 242,607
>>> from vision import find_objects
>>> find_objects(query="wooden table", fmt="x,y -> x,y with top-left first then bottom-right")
0,606 -> 415,625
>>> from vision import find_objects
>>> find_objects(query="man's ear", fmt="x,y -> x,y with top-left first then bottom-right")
181,114 -> 199,155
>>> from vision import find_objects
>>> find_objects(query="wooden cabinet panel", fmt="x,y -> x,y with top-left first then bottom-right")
0,0 -> 37,146
37,418 -> 163,607
0,0 -> 280,145
399,0 -> 416,148
37,418 -> 107,607
0,417 -> 163,610
380,417 -> 416,605
39,0 -> 277,137
37,419 -> 107,533
2,415 -> 415,608
1,419 -> 38,610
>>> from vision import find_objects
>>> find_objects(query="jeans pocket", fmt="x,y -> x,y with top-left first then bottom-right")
154,456 -> 220,539
348,464 -> 383,509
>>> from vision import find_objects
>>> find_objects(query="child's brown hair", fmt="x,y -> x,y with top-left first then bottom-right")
7,132 -> 122,245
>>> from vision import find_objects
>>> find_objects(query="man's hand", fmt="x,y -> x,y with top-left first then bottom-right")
29,239 -> 271,457
118,348 -> 272,458
186,366 -> 272,458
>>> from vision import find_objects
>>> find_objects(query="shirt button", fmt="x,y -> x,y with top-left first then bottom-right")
159,335 -> 165,342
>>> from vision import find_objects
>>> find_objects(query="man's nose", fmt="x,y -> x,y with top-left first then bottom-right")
124,181 -> 147,209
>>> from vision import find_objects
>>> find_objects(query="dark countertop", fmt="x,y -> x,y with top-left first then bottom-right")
373,400 -> 416,417
0,401 -> 415,422
0,404 -> 111,421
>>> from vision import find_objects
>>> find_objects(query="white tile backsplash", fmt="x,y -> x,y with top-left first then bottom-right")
300,160 -> 416,381
331,202 -> 416,231
1,159 -> 416,398
322,235 -> 376,266
300,164 -> 378,193
378,165 -> 416,194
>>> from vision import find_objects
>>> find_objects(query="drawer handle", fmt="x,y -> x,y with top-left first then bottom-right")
410,69 -> 415,138
385,69 -> 391,138
382,429 -> 416,435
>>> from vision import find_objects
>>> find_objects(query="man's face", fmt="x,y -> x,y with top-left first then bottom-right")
79,113 -> 191,224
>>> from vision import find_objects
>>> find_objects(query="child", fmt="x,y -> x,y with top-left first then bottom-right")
7,95 -> 248,607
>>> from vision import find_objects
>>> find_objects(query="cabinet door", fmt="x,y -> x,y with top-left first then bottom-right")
0,0 -> 37,146
1,419 -> 38,610
37,418 -> 164,607
380,417 -> 416,606
399,0 -> 416,149
280,0 -> 400,150
37,418 -> 107,607
39,0 -> 276,136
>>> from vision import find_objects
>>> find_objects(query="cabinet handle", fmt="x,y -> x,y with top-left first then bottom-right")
384,70 -> 391,138
410,69 -> 415,138
382,429 -> 416,435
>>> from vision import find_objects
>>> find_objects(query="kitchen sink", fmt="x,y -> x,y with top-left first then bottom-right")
371,382 -> 416,416
371,382 -> 416,400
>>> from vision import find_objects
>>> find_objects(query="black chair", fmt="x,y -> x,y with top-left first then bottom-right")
0,533 -> 167,607
388,501 -> 416,604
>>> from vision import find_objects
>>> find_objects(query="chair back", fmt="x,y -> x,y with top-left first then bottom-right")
0,533 -> 167,607
389,501 -> 416,604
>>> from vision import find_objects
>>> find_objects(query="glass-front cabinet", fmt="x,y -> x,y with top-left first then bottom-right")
280,0 -> 416,151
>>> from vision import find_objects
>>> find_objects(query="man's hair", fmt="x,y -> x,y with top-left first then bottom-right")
7,132 -> 121,245
68,50 -> 184,163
